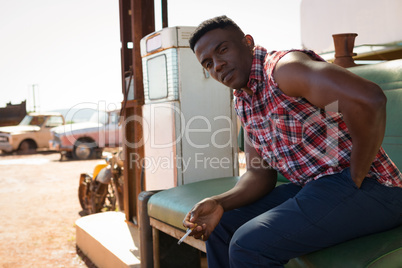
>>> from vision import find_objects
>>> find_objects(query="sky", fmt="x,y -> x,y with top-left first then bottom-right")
0,0 -> 302,113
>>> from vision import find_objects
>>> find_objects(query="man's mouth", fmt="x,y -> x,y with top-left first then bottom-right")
221,70 -> 234,84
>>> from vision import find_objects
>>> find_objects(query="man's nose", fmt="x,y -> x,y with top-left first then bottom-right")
214,58 -> 225,72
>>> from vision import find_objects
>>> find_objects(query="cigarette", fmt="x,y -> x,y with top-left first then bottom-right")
177,228 -> 193,245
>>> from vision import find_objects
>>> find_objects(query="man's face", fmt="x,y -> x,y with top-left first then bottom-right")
194,27 -> 254,90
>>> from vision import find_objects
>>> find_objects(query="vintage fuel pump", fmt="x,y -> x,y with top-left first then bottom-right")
139,26 -> 238,191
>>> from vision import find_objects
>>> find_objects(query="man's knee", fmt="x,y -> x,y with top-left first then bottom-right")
229,225 -> 274,264
228,221 -> 291,267
229,235 -> 283,267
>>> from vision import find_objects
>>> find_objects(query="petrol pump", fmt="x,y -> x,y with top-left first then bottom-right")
140,26 -> 238,191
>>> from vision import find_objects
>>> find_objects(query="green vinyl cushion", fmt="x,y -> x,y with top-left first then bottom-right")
286,225 -> 402,268
148,176 -> 290,230
148,176 -> 240,231
348,59 -> 402,91
348,60 -> 402,170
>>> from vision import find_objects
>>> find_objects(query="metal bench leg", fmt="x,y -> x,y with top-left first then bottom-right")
138,191 -> 156,268
152,227 -> 161,268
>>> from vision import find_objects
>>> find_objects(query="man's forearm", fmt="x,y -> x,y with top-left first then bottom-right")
345,92 -> 387,186
211,169 -> 277,211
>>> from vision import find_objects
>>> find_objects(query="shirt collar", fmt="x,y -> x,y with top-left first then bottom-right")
234,45 -> 267,97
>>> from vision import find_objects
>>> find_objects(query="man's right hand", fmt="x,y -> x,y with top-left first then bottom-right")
182,197 -> 224,241
182,132 -> 277,241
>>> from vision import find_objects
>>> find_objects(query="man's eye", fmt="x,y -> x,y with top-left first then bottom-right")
205,61 -> 212,69
220,47 -> 227,53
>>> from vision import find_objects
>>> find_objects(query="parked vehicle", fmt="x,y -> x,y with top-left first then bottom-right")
0,112 -> 65,154
78,151 -> 124,215
50,110 -> 122,160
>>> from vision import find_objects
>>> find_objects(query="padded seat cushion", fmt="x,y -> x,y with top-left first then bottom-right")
348,59 -> 402,90
148,176 -> 240,231
286,225 -> 402,268
348,59 -> 402,170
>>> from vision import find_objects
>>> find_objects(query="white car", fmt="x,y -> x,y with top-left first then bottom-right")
50,110 -> 122,160
0,112 -> 65,153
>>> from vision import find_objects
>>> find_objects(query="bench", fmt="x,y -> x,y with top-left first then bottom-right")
139,59 -> 402,267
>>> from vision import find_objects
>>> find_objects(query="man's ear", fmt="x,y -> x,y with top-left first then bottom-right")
244,34 -> 255,51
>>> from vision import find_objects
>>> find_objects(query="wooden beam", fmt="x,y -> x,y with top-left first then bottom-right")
161,0 -> 168,28
149,218 -> 207,253
119,0 -> 155,223
118,0 -> 132,96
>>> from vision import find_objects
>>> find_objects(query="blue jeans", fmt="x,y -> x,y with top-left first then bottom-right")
206,168 -> 402,267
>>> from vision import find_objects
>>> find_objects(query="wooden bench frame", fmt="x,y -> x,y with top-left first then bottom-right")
138,191 -> 206,268
150,218 -> 206,254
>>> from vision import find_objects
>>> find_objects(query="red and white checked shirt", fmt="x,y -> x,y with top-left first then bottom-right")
234,47 -> 402,187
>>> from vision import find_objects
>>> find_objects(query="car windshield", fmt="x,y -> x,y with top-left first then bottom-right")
19,115 -> 45,126
89,110 -> 108,125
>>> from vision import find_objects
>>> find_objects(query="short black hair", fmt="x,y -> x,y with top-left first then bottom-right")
189,15 -> 244,52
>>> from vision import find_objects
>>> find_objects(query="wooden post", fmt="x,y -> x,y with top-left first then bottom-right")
161,0 -> 168,28
118,0 -> 155,223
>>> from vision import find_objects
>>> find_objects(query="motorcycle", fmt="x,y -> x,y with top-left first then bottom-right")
78,150 -> 124,215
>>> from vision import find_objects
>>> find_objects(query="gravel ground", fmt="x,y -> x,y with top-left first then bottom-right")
0,151 -> 105,268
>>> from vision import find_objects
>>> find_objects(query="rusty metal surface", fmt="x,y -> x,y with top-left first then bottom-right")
332,33 -> 358,68
162,0 -> 168,28
0,101 -> 27,127
119,0 -> 132,96
119,0 -> 156,223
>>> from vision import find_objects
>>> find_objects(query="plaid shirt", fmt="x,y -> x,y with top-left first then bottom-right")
234,47 -> 402,187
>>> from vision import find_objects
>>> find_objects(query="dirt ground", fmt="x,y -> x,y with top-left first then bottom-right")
0,151 -> 107,268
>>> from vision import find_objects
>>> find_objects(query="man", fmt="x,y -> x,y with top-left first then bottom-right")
183,16 -> 402,267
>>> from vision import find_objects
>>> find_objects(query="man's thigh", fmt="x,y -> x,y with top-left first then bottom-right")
230,168 -> 402,261
215,182 -> 302,241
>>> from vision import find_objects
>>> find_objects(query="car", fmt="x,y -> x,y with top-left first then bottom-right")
0,112 -> 65,154
50,110 -> 122,160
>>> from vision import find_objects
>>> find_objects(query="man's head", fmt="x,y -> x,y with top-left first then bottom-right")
189,16 -> 244,52
189,16 -> 255,90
